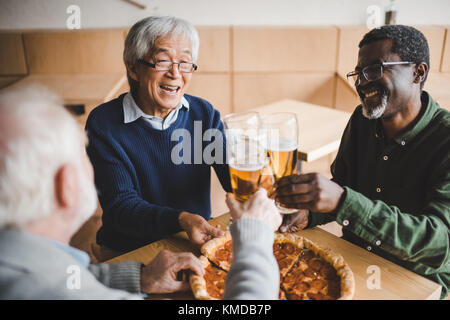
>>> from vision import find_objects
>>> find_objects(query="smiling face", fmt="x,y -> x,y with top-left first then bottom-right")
128,33 -> 193,116
356,39 -> 417,120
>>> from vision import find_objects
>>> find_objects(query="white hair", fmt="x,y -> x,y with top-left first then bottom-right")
124,15 -> 200,65
0,84 -> 85,228
123,16 -> 200,94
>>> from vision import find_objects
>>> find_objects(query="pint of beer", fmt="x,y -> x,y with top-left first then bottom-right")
267,138 -> 298,181
229,162 -> 265,202
262,112 -> 299,214
223,112 -> 266,203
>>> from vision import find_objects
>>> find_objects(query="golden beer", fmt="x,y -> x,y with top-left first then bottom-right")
267,139 -> 298,181
229,163 -> 264,202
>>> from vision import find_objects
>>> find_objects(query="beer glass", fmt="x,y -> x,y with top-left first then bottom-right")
223,112 -> 267,203
263,112 -> 299,214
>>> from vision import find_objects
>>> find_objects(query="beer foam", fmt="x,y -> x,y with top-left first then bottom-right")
267,138 -> 298,152
229,160 -> 265,172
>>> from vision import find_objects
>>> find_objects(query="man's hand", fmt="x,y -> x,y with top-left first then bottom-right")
140,250 -> 204,294
278,209 -> 309,233
179,211 -> 225,246
226,188 -> 282,231
275,173 -> 344,213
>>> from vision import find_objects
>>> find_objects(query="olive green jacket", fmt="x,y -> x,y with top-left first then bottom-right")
309,92 -> 450,299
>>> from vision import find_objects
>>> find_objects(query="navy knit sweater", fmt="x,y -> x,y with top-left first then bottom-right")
86,93 -> 231,251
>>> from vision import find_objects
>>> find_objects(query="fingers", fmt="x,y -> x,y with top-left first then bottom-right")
226,193 -> 242,220
277,192 -> 316,206
279,209 -> 309,233
172,252 -> 205,277
276,173 -> 315,188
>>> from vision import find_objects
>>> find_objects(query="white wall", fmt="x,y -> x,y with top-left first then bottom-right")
0,0 -> 449,29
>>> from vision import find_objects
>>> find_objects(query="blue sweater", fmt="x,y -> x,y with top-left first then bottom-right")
86,93 -> 231,251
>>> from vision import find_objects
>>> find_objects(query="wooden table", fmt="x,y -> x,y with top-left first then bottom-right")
250,99 -> 351,162
107,213 -> 442,300
9,73 -> 127,125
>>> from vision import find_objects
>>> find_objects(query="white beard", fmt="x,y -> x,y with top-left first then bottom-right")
362,92 -> 388,120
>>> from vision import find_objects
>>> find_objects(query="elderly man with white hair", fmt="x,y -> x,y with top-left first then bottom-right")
86,16 -> 232,258
0,84 -> 283,299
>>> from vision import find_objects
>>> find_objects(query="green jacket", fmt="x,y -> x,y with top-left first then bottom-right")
309,91 -> 450,299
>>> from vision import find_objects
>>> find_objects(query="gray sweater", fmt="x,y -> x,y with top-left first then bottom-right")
0,219 -> 279,300
225,218 -> 279,300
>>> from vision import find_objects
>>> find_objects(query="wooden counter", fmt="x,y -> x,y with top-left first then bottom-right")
107,213 -> 442,300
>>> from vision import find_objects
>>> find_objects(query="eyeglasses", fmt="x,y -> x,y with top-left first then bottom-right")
138,59 -> 198,73
346,61 -> 413,86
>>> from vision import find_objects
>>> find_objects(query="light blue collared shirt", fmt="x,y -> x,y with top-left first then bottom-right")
47,238 -> 90,269
122,92 -> 189,130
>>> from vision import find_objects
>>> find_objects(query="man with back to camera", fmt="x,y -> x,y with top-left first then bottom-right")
275,25 -> 450,299
0,85 -> 281,299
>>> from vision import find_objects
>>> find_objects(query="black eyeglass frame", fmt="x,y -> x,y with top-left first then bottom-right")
138,59 -> 198,73
346,61 -> 413,85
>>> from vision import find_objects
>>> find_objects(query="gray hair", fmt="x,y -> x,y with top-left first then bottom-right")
0,84 -> 83,228
123,16 -> 200,94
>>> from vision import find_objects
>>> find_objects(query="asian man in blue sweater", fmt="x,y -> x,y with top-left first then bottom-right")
86,16 -> 232,257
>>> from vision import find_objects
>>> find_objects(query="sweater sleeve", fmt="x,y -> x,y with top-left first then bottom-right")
86,116 -> 182,242
208,107 -> 232,193
87,261 -> 142,293
224,219 -> 279,300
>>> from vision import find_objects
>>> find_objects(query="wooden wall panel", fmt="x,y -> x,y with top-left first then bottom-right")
334,74 -> 360,113
196,27 -> 230,72
232,27 -> 338,72
23,29 -> 127,74
0,33 -> 28,75
336,26 -> 368,75
187,73 -> 231,115
424,72 -> 450,110
414,26 -> 446,73
233,73 -> 335,112
440,27 -> 450,72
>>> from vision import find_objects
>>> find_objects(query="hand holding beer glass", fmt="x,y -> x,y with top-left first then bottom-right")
263,112 -> 299,214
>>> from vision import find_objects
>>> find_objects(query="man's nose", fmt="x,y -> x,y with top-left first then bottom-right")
167,63 -> 182,78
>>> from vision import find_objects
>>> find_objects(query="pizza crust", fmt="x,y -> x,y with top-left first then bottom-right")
201,231 -> 232,270
189,255 -> 222,300
302,238 -> 355,300
201,231 -> 232,257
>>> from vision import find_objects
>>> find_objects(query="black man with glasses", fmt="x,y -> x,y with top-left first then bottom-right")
275,25 -> 449,299
85,16 -> 231,259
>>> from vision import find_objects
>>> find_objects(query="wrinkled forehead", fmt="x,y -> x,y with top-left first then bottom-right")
149,33 -> 193,58
357,39 -> 399,68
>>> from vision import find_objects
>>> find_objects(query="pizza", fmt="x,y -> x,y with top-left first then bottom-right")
190,231 -> 355,300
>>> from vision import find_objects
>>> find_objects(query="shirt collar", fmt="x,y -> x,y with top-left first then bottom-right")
46,237 -> 90,268
392,91 -> 438,145
374,91 -> 439,146
123,92 -> 189,124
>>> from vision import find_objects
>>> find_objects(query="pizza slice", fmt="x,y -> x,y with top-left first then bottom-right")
190,255 -> 227,300
273,233 -> 304,278
201,231 -> 233,271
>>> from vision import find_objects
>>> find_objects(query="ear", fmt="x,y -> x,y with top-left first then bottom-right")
126,62 -> 140,82
413,62 -> 429,85
54,163 -> 78,213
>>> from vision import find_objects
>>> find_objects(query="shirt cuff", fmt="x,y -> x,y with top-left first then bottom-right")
335,186 -> 374,237
108,261 -> 142,293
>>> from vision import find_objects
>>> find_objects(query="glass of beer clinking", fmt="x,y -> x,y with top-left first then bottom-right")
262,112 -> 299,214
223,112 -> 268,204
